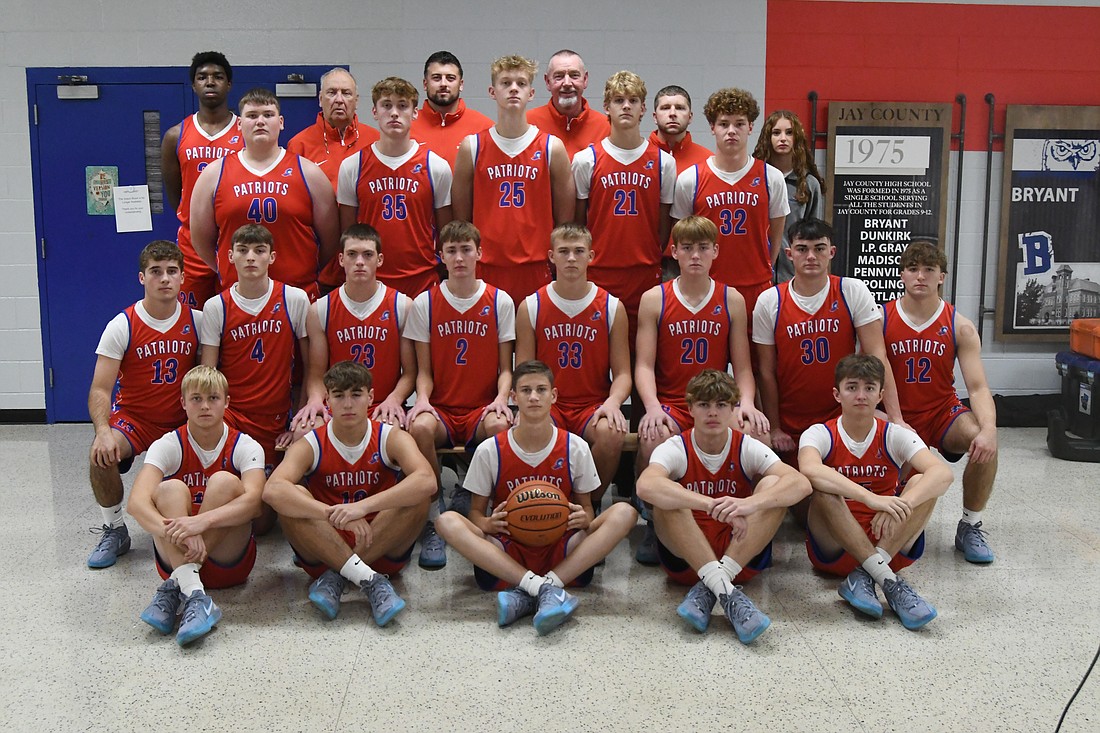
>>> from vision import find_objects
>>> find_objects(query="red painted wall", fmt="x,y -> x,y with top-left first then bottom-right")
765,1 -> 1100,150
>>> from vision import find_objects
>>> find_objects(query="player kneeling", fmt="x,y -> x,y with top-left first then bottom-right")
127,366 -> 265,646
636,370 -> 810,643
263,361 -> 435,625
799,354 -> 953,630
435,361 -> 637,635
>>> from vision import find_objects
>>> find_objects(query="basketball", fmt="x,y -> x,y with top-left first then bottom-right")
503,480 -> 571,547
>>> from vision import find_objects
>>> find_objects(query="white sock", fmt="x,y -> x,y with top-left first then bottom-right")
719,556 -> 744,583
340,554 -> 376,587
961,509 -> 982,526
101,504 -> 125,528
428,497 -> 441,522
519,570 -> 548,596
875,546 -> 893,564
861,554 -> 897,586
545,571 -> 565,589
699,560 -> 735,598
171,563 -> 204,597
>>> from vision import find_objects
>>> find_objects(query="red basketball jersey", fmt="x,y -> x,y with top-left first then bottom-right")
212,152 -> 318,290
491,427 -> 575,506
822,417 -> 902,526
585,142 -> 665,269
428,284 -> 503,410
655,281 -> 731,406
306,421 -> 401,507
883,300 -> 959,417
679,428 -> 753,524
771,276 -> 857,435
175,114 -> 243,249
113,304 -> 200,425
689,158 -> 772,288
218,282 -> 298,415
532,285 -> 612,408
351,146 -> 440,285
164,424 -> 244,513
471,130 -> 555,268
323,286 -> 403,400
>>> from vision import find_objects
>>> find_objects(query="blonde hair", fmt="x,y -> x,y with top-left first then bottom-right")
671,215 -> 719,246
603,70 -> 646,108
490,55 -> 538,84
180,365 -> 228,397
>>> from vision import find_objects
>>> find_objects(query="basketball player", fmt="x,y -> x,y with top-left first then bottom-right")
515,223 -> 631,506
410,51 -> 492,169
800,354 -> 953,630
264,361 -> 435,625
127,366 -> 264,645
405,220 -> 516,568
435,360 -> 637,635
527,50 -> 610,159
451,55 -> 575,303
86,241 -> 201,569
337,76 -> 453,297
637,370 -> 810,642
672,87 -> 789,320
648,85 -> 712,173
572,71 -> 677,341
161,51 -> 242,309
883,241 -> 998,563
190,87 -> 340,299
754,218 -> 904,459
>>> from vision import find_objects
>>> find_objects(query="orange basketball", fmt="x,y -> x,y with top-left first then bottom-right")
503,480 -> 571,547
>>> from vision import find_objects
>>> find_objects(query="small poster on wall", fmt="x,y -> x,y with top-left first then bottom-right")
826,102 -> 953,303
995,105 -> 1100,342
86,165 -> 118,215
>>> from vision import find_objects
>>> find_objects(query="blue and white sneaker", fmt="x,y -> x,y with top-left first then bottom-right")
532,583 -> 579,636
87,524 -> 131,568
677,581 -> 717,632
176,590 -> 222,646
882,576 -> 937,630
308,569 -> 347,620
418,522 -> 447,569
955,520 -> 995,564
496,587 -> 538,627
140,578 -> 182,634
362,575 -> 406,627
839,567 -> 884,619
719,587 -> 771,644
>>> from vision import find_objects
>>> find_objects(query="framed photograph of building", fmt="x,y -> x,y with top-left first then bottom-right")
995,105 -> 1100,342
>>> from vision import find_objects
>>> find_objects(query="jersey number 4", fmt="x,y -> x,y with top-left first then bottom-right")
719,208 -> 747,236
247,197 -> 278,224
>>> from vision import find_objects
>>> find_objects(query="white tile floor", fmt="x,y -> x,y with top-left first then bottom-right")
2,425 -> 1097,732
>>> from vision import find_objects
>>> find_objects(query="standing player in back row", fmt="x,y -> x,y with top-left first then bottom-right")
882,241 -> 998,563
572,71 -> 677,342
672,88 -> 789,321
452,55 -> 575,303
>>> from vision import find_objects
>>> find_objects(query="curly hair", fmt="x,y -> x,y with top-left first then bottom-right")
753,110 -> 825,205
702,87 -> 760,125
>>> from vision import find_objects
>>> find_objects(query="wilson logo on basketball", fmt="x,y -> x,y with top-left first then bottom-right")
514,487 -> 561,503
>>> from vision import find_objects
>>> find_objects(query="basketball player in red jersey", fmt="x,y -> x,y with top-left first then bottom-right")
264,361 -> 435,625
515,223 -> 631,506
883,241 -> 998,564
649,85 -> 712,174
451,55 -> 575,304
672,88 -> 789,320
128,366 -> 264,645
754,218 -> 903,460
527,50 -> 610,159
800,354 -> 952,630
199,224 -> 311,477
436,360 -> 637,635
190,87 -> 340,299
410,51 -> 492,170
573,71 -> 676,342
637,370 -> 809,642
161,52 -> 242,309
86,241 -> 202,570
337,77 -> 453,297
405,220 -> 515,567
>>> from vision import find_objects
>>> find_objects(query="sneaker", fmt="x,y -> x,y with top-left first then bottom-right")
418,521 -> 447,569
719,587 -> 771,644
87,524 -> 131,568
677,581 -> 717,633
496,587 -> 537,627
635,522 -> 659,566
881,576 -> 937,630
362,574 -> 406,627
838,567 -> 883,619
955,520 -> 995,564
532,583 -> 579,636
176,590 -> 222,646
308,569 -> 347,620
448,488 -> 472,517
139,578 -> 182,634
